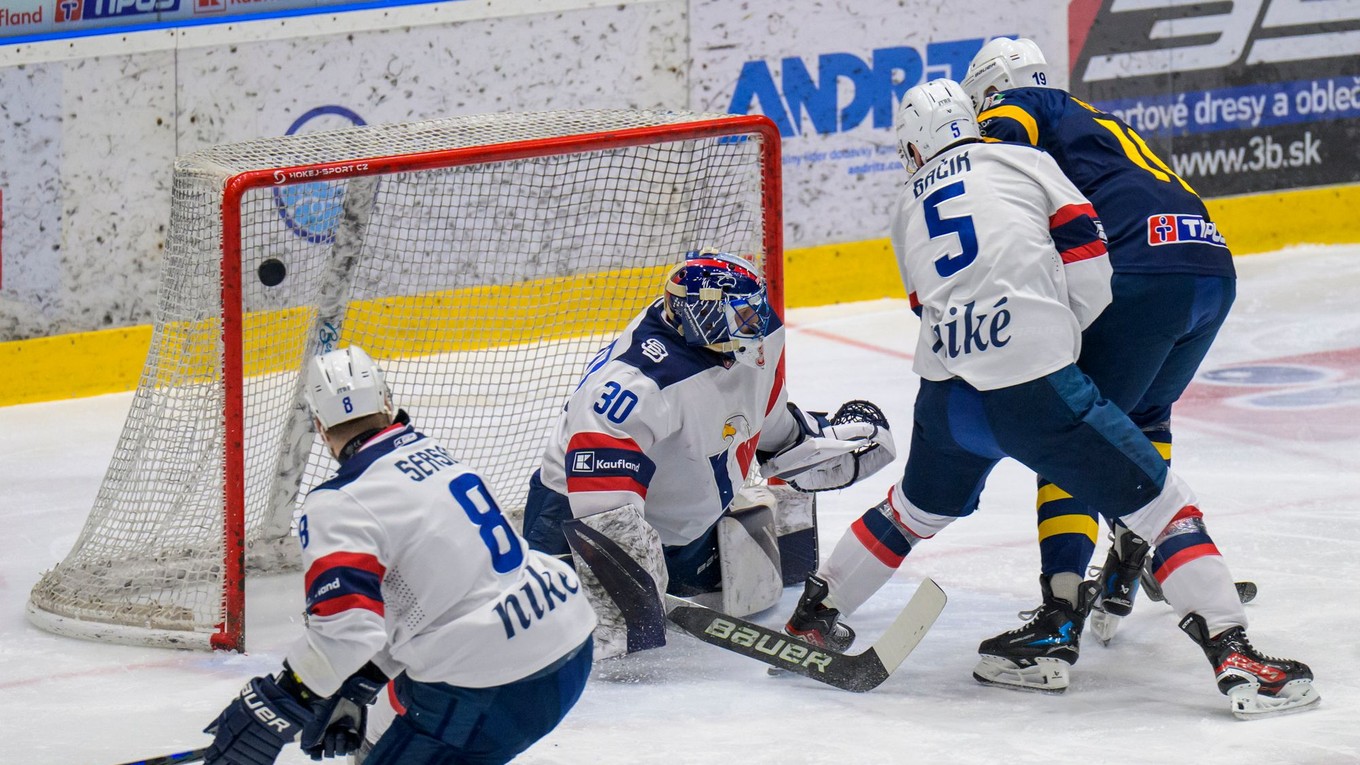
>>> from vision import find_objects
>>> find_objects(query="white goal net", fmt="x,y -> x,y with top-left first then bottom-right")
27,109 -> 781,650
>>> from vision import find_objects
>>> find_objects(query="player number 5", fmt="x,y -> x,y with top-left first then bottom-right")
924,181 -> 980,278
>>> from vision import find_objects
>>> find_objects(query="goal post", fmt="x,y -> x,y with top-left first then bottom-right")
28,110 -> 782,652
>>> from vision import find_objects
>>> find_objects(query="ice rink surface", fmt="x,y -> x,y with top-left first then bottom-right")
3,245 -> 1358,764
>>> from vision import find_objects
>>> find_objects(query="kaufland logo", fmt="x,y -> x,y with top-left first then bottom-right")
194,0 -> 223,11
56,0 -> 180,22
0,5 -> 44,26
572,452 -> 595,473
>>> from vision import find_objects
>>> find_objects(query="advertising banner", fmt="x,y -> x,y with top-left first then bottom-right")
1069,0 -> 1360,197
690,0 -> 1066,248
0,0 -> 418,41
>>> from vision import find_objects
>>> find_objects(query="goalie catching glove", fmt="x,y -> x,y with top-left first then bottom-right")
762,400 -> 896,492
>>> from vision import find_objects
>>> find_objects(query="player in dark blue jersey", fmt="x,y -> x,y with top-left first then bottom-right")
959,38 -> 1242,687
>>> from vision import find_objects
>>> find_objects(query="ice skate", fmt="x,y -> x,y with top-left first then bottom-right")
973,576 -> 1098,693
783,575 -> 855,651
1088,526 -> 1151,644
1180,613 -> 1320,719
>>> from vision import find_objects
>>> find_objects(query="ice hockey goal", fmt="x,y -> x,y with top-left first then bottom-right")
27,110 -> 781,651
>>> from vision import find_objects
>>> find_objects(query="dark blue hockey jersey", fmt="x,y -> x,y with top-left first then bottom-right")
978,88 -> 1235,278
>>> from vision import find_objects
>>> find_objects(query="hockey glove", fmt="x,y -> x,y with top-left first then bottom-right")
299,662 -> 388,761
204,674 -> 313,765
763,400 -> 896,492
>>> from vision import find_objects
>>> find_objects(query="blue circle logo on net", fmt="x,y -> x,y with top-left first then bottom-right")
273,106 -> 368,244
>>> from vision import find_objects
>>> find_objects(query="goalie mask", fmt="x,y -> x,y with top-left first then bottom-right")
895,79 -> 981,175
304,346 -> 395,430
960,37 -> 1051,111
664,249 -> 771,368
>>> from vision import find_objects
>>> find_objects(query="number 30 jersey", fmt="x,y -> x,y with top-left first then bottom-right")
891,141 -> 1112,391
287,422 -> 597,696
978,87 -> 1235,278
536,300 -> 801,547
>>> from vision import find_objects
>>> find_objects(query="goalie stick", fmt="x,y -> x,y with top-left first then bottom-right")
113,748 -> 206,765
564,520 -> 947,692
664,581 -> 946,692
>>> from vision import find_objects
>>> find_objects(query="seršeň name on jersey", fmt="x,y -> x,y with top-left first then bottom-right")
978,88 -> 1234,278
891,142 -> 1112,391
288,423 -> 596,696
540,300 -> 801,547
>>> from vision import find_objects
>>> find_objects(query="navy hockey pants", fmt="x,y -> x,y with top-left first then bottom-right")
900,365 -> 1168,523
364,637 -> 592,765
1036,273 -> 1235,576
523,471 -> 722,595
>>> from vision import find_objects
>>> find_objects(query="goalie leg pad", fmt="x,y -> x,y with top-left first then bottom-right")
767,482 -> 818,586
563,505 -> 668,660
715,488 -> 783,617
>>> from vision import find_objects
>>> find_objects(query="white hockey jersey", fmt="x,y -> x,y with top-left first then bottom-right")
538,301 -> 802,547
890,141 -> 1112,390
287,422 -> 597,696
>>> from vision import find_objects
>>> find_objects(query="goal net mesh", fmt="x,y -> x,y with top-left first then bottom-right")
28,109 -> 776,649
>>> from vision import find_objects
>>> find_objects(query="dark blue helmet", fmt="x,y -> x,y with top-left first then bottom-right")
664,249 -> 771,368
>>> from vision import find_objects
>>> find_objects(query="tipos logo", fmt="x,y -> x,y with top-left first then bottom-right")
55,0 -> 179,23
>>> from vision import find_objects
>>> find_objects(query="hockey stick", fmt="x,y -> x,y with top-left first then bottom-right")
567,521 -> 947,691
664,580 -> 946,692
113,748 -> 207,765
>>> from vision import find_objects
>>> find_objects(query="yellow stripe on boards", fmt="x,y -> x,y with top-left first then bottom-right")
0,325 -> 152,405
1206,184 -> 1360,254
4,183 -> 1359,406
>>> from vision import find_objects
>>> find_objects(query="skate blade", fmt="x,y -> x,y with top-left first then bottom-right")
1229,680 -> 1321,720
1090,608 -> 1122,646
972,655 -> 1069,694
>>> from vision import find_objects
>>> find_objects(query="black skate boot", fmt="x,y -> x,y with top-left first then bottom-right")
1179,613 -> 1320,719
973,576 -> 1098,693
1088,526 -> 1151,644
784,575 -> 855,652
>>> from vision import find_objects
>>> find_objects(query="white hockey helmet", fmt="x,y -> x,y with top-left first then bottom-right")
303,346 -> 395,430
961,37 -> 1051,111
895,79 -> 981,175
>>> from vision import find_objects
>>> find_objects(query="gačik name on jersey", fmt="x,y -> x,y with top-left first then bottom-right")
394,445 -> 457,482
1146,214 -> 1228,248
913,150 -> 972,198
931,297 -> 1012,359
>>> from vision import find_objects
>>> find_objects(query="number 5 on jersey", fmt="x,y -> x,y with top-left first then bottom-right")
925,181 -> 979,277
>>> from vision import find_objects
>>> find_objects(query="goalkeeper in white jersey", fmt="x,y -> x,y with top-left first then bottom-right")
781,79 -> 1317,719
202,346 -> 597,765
522,249 -> 896,659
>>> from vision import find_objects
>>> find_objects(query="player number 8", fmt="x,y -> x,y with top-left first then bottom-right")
448,473 -> 524,574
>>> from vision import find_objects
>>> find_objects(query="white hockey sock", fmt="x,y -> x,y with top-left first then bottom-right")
1148,505 -> 1248,636
1159,556 -> 1247,636
819,526 -> 903,617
